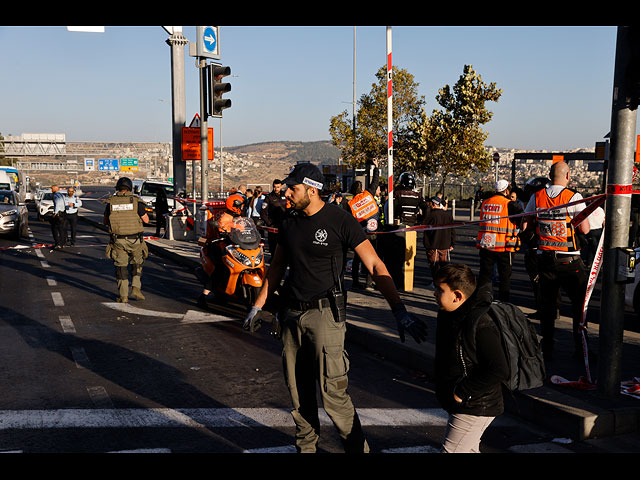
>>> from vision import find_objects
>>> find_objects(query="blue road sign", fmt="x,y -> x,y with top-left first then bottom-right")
203,26 -> 217,52
98,158 -> 119,171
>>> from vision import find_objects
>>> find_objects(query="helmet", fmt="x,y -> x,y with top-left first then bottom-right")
115,177 -> 133,192
398,172 -> 416,189
225,194 -> 246,216
524,176 -> 550,193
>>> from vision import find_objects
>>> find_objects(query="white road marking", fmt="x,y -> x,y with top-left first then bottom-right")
508,442 -> 575,453
86,386 -> 113,408
46,276 -> 57,286
59,315 -> 75,333
0,408 -> 448,430
40,261 -> 50,268
35,249 -> 44,258
70,347 -> 91,369
102,302 -> 237,324
51,292 -> 64,306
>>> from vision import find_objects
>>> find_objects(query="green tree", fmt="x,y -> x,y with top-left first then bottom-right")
408,65 -> 502,191
329,65 -> 425,171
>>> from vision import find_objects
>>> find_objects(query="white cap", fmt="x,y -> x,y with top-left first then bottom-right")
495,179 -> 509,192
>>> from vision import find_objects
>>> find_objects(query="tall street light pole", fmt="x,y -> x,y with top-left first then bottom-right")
164,26 -> 188,197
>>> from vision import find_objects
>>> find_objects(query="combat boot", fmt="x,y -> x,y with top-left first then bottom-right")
117,296 -> 128,303
130,287 -> 145,300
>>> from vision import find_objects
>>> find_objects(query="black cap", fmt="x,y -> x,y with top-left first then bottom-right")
283,163 -> 324,190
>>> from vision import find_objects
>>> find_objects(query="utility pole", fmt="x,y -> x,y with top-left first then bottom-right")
199,58 -> 209,210
164,27 -> 188,196
598,26 -> 640,398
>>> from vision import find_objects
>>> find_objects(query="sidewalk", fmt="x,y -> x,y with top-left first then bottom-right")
80,207 -> 640,441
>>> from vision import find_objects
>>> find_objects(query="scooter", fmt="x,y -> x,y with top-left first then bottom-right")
195,216 -> 265,309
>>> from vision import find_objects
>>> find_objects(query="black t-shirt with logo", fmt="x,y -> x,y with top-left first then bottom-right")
278,203 -> 367,302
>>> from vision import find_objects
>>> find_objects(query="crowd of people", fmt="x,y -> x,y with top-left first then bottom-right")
54,158 -> 607,454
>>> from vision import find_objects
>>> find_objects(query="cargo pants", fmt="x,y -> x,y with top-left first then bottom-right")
281,304 -> 369,453
106,236 -> 148,300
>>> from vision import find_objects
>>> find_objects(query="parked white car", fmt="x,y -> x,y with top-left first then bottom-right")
0,190 -> 29,239
37,192 -> 55,221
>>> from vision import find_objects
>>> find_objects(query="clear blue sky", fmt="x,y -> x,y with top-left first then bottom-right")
0,25 -> 630,151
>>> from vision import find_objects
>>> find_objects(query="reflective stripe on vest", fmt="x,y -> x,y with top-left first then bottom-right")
476,194 -> 519,252
533,187 -> 578,251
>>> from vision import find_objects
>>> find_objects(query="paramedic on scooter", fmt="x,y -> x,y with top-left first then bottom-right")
242,162 -> 427,454
197,194 -> 247,309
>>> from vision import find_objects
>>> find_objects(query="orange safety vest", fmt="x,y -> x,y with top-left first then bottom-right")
533,187 -> 579,252
476,194 -> 519,252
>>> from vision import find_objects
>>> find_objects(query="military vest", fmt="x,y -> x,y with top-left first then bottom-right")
107,192 -> 144,236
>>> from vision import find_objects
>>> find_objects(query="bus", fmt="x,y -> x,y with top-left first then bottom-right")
0,166 -> 33,201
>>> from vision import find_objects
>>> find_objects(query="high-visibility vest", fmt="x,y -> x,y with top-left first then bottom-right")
348,190 -> 380,233
534,187 -> 579,252
476,194 -> 519,252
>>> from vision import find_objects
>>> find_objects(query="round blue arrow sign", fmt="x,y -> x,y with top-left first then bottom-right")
203,26 -> 217,52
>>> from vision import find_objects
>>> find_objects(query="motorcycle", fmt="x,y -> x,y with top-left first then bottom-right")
195,216 -> 265,309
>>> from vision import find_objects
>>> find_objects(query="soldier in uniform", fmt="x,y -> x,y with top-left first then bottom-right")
103,177 -> 149,303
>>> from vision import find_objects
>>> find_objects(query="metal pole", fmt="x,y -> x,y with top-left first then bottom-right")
598,26 -> 639,398
386,26 -> 394,224
199,59 -> 209,230
165,30 -> 188,196
220,118 -> 224,194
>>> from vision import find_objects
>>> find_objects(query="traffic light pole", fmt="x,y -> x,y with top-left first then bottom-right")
166,30 -> 188,197
598,26 -> 639,398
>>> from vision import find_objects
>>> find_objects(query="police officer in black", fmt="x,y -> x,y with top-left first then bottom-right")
259,178 -> 288,258
393,172 -> 427,226
243,163 -> 427,453
103,177 -> 149,303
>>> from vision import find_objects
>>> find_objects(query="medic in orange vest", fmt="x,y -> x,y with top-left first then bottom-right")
476,181 -> 520,252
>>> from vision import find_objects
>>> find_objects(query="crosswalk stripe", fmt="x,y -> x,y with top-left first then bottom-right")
0,408 -> 448,430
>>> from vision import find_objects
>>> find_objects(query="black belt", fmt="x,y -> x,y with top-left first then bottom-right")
115,234 -> 142,240
538,251 -> 580,260
288,297 -> 331,312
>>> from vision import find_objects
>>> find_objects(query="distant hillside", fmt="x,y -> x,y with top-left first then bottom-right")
226,140 -> 341,165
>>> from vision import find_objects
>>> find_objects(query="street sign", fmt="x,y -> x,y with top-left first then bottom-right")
195,26 -> 220,60
84,158 -> 95,171
493,152 -> 500,162
120,158 -> 139,171
181,127 -> 214,161
98,158 -> 119,171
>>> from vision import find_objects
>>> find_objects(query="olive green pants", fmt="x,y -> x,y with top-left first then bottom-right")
106,237 -> 148,299
281,305 -> 369,453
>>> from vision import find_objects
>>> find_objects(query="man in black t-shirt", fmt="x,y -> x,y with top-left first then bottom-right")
243,162 -> 427,454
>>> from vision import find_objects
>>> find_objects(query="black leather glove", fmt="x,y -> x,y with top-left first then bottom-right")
392,304 -> 428,344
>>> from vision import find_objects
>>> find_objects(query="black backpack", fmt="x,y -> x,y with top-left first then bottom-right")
487,301 -> 546,391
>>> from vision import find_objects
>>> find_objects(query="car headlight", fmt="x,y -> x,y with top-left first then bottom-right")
0,209 -> 17,217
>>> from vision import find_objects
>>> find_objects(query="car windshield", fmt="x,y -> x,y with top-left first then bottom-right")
42,193 -> 53,200
0,193 -> 15,205
140,183 -> 174,197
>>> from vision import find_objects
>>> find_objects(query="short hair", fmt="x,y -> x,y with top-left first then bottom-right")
434,263 -> 476,298
273,179 -> 282,186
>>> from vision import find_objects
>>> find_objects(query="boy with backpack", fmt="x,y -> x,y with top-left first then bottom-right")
433,263 -> 545,453
433,263 -> 510,453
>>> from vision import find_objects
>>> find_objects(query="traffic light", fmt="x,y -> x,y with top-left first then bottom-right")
208,63 -> 231,117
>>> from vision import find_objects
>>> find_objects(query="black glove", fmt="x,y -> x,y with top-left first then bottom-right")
243,306 -> 262,332
392,304 -> 428,344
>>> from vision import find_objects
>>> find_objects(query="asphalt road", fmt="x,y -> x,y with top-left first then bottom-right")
0,194 -> 638,454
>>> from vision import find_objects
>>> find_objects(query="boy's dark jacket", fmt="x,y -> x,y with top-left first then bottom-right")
435,283 -> 509,416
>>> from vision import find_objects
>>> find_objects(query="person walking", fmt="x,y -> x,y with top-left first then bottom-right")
103,177 -> 149,303
422,196 -> 455,287
476,179 -> 520,302
392,172 -> 426,226
243,162 -> 427,453
522,161 -> 591,362
49,184 -> 66,251
154,188 -> 169,238
63,186 -> 82,246
260,178 -> 288,258
433,263 -> 509,453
